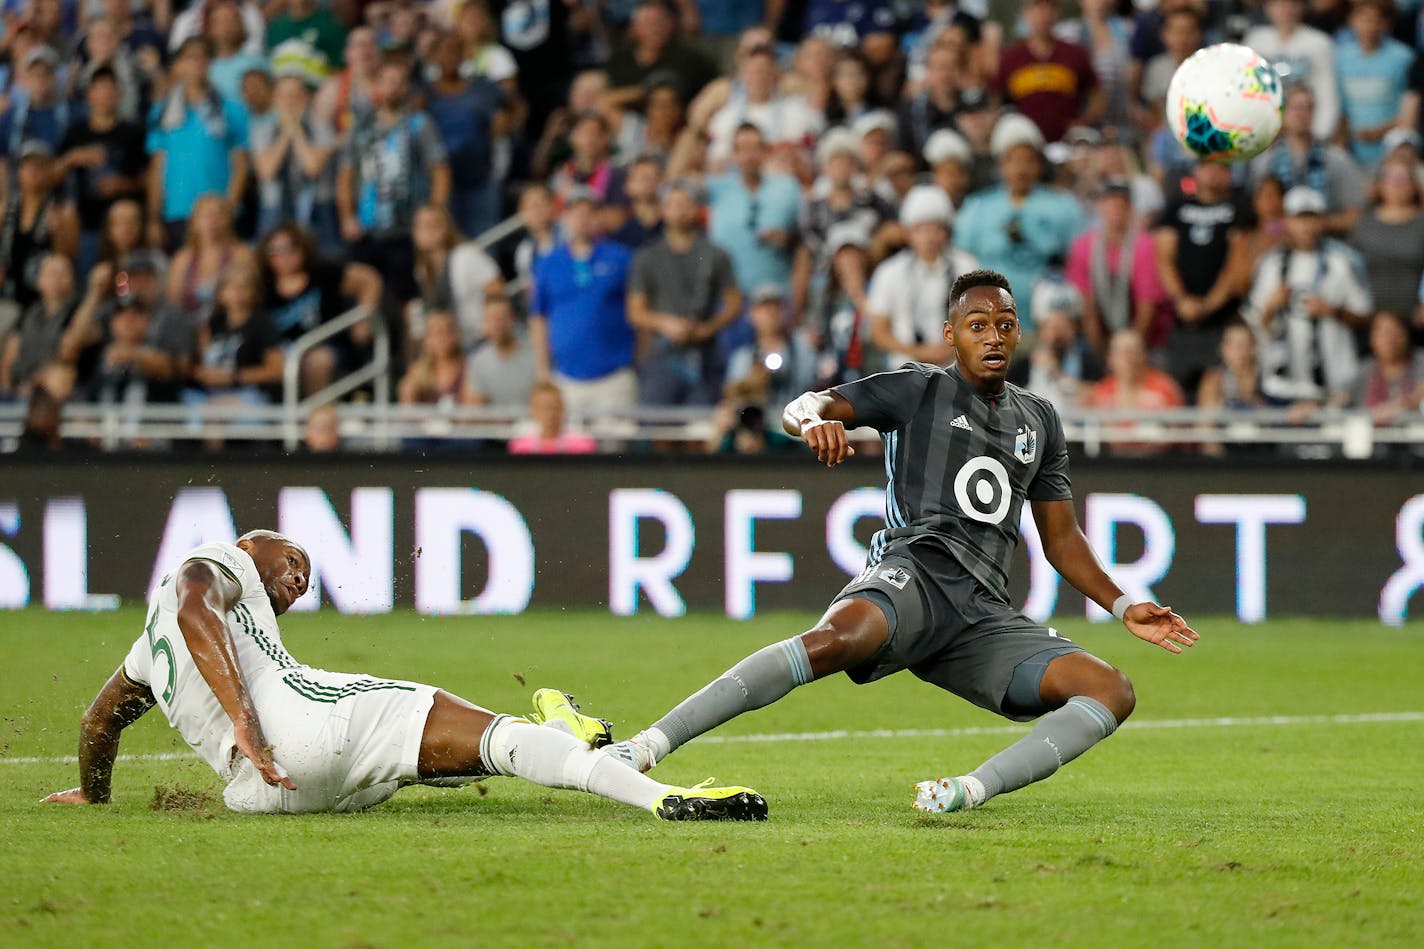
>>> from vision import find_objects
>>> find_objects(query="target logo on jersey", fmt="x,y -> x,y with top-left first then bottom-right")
953,457 -> 1013,525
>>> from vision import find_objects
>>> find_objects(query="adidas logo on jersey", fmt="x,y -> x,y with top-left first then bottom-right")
951,414 -> 973,432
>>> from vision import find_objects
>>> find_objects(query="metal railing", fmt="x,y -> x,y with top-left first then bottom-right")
2,402 -> 1422,455
281,305 -> 391,452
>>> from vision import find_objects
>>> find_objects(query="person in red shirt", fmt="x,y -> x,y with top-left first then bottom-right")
1088,329 -> 1185,454
995,0 -> 1103,143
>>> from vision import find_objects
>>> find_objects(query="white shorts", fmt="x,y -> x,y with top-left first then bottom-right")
223,669 -> 438,814
553,367 -> 638,412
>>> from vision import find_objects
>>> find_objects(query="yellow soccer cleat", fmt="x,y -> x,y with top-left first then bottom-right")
528,688 -> 614,748
652,778 -> 768,822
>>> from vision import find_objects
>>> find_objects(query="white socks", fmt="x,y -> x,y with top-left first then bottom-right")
482,716 -> 665,810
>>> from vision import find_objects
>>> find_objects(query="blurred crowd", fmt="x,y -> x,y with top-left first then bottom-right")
1,0 -> 1423,454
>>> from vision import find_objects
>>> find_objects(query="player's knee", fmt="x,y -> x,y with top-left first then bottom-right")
1104,670 -> 1136,724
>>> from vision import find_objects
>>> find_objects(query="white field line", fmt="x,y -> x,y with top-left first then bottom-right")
3,712 -> 1422,766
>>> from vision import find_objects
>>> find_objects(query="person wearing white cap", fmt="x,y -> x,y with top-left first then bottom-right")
794,126 -> 894,328
952,113 -> 1082,331
1249,86 -> 1365,236
864,184 -> 977,370
1246,186 -> 1372,410
851,109 -> 899,175
923,128 -> 974,209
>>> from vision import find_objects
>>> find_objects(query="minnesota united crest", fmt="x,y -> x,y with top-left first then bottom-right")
1014,426 -> 1037,464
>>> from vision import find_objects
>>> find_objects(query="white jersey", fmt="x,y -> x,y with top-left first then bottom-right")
123,542 -> 299,779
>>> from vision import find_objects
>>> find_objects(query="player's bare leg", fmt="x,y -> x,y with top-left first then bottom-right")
606,597 -> 890,772
914,652 -> 1133,813
418,690 -> 767,820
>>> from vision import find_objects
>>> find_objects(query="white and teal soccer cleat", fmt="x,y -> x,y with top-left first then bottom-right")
528,689 -> 614,749
652,778 -> 768,822
912,777 -> 976,813
603,735 -> 658,773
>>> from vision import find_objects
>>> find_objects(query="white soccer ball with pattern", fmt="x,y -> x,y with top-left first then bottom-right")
1166,43 -> 1284,163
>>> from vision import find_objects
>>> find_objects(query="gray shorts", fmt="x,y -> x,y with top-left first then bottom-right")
833,543 -> 1082,722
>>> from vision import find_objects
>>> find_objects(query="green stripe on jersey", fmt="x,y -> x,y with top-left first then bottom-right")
188,556 -> 242,588
232,603 -> 298,670
281,672 -> 417,705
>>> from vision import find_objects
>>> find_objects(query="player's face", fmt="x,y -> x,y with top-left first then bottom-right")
252,540 -> 310,615
947,286 -> 1020,389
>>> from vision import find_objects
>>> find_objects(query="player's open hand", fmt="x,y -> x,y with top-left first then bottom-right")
41,788 -> 95,805
235,720 -> 298,791
1124,603 -> 1199,654
801,419 -> 855,467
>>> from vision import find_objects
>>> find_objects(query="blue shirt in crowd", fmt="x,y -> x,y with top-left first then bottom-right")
706,171 -> 802,293
426,77 -> 503,188
953,185 -> 1084,331
1335,36 -> 1415,166
146,96 -> 249,222
531,240 -> 636,381
209,54 -> 269,106
695,0 -> 764,37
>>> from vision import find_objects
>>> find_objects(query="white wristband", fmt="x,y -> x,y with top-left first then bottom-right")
1111,594 -> 1133,621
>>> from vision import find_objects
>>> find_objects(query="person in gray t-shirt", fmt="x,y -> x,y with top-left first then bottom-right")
626,179 -> 742,406
463,296 -> 535,407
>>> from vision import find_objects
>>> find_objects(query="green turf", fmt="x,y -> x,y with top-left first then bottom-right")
1,610 -> 1421,948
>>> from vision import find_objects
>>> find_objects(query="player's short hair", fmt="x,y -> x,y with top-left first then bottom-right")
950,269 -> 1014,304
238,530 -> 311,570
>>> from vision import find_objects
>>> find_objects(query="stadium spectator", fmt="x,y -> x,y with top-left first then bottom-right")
686,0 -> 764,71
901,0 -> 981,85
258,223 -> 381,396
509,381 -> 598,454
1355,309 -> 1424,424
1009,281 -> 1104,412
314,26 -> 379,135
627,178 -> 741,406
873,148 -> 918,212
605,155 -> 665,248
189,260 -> 283,410
953,114 -> 1081,331
302,402 -> 342,452
167,195 -> 255,317
529,189 -> 637,411
1250,88 -> 1366,237
337,58 -> 450,305
14,366 -> 70,451
1087,328 -> 1185,454
548,111 -> 627,207
850,109 -> 898,179
726,282 -> 822,424
70,16 -> 148,122
705,123 -> 803,296
204,0 -> 267,104
825,50 -> 879,128
793,128 -> 890,325
96,199 -> 165,276
96,0 -> 166,65
397,310 -> 465,406
1066,178 -> 1168,353
1236,176 -> 1288,287
1349,156 -> 1424,321
1,142 -> 79,311
59,255 -> 186,387
613,78 -> 685,168
1247,186 -> 1371,412
512,181 -> 557,292
4,46 -> 72,152
462,295 -> 534,408
996,0 -> 1101,144
87,292 -> 193,415
1244,0 -> 1340,141
408,203 -> 502,350
1155,160 -> 1253,396
604,0 -> 717,109
1056,0 -> 1133,133
145,36 -> 250,251
0,253 -> 78,398
897,44 -> 964,162
265,0 -> 346,70
249,72 -> 334,244
697,45 -> 824,169
57,66 -> 148,277
867,185 -> 977,370
530,69 -> 609,179
1197,322 -> 1267,413
427,32 -> 507,239
169,0 -> 266,58
923,128 -> 974,211
1138,5 -> 1201,111
1335,0 -> 1414,167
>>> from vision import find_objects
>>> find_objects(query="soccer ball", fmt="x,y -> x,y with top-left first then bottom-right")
1166,43 -> 1284,163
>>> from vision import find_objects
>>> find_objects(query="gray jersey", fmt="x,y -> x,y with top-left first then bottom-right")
832,362 -> 1072,603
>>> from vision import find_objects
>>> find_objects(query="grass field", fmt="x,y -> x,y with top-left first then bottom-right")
1,609 -> 1421,948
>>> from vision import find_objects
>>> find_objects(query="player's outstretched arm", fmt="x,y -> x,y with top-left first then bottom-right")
783,390 -> 858,467
175,561 -> 297,790
41,667 -> 156,804
1031,499 -> 1200,653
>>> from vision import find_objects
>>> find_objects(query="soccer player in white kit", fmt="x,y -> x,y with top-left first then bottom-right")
42,530 -> 767,820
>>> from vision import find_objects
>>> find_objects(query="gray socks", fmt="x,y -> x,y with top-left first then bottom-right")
969,696 -> 1119,800
651,637 -> 814,754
